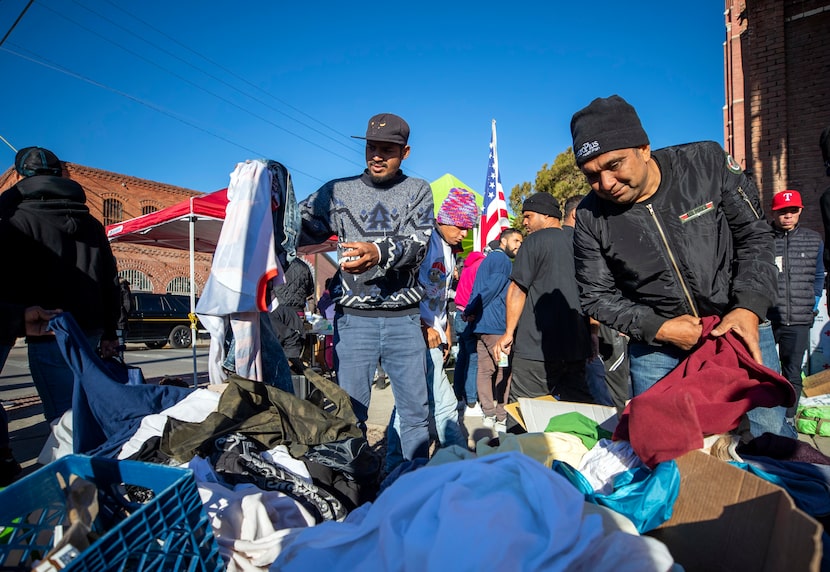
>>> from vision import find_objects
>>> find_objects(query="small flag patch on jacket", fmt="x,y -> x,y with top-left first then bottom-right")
679,202 -> 715,223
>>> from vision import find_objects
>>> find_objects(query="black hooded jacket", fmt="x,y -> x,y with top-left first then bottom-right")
0,175 -> 120,340
574,141 -> 777,344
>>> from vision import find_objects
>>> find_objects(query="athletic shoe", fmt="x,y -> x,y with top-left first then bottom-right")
465,402 -> 484,417
482,415 -> 496,428
494,418 -> 507,433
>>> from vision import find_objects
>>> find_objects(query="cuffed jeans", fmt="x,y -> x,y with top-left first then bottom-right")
628,321 -> 795,439
452,313 -> 478,404
28,333 -> 101,423
334,312 -> 429,464
386,346 -> 466,472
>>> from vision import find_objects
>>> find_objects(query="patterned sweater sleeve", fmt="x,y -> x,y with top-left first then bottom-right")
375,179 -> 434,271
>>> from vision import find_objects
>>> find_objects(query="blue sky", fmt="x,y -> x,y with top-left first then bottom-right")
0,1 -> 726,206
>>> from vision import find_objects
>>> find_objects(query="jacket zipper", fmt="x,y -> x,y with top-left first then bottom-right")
736,186 -> 761,219
783,230 -> 791,325
645,204 -> 699,317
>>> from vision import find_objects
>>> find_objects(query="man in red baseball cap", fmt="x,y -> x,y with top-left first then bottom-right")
767,189 -> 824,417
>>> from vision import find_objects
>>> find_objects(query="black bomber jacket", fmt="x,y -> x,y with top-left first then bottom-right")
573,141 -> 777,345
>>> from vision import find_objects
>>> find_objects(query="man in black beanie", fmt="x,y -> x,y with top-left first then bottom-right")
570,95 -> 793,439
494,193 -> 593,404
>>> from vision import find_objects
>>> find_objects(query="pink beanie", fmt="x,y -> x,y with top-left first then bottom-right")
437,187 -> 479,229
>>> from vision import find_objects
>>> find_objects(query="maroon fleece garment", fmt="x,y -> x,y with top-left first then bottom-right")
613,316 -> 795,468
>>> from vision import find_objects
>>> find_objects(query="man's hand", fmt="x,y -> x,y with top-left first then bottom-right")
494,333 -> 513,362
654,314 -> 703,351
423,326 -> 442,349
23,306 -> 61,337
339,241 -> 380,274
711,307 -> 762,363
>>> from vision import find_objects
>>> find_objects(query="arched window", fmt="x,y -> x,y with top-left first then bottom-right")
167,277 -> 191,295
119,270 -> 152,292
103,198 -> 124,226
142,205 -> 158,215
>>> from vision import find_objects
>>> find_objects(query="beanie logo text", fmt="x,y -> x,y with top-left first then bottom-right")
576,141 -> 600,160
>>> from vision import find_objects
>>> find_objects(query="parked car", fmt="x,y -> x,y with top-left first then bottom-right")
126,293 -> 203,349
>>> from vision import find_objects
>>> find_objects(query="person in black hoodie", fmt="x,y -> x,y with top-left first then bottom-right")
0,147 -> 120,423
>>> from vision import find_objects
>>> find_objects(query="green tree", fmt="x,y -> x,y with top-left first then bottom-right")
509,147 -> 590,229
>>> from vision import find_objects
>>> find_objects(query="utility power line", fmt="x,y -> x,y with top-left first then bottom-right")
1,44 -> 326,184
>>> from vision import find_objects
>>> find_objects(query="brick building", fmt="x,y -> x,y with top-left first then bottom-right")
724,0 -> 830,232
0,161 -> 336,302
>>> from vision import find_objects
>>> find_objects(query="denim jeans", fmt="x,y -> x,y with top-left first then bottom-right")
0,345 -> 10,448
28,333 -> 101,423
386,346 -> 466,472
628,321 -> 795,439
452,313 -> 478,404
334,312 -> 429,463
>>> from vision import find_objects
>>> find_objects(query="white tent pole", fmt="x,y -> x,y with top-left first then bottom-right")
189,197 -> 198,387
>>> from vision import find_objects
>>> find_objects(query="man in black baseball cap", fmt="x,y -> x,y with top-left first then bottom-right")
349,113 -> 412,185
569,95 -> 792,440
299,113 -> 434,470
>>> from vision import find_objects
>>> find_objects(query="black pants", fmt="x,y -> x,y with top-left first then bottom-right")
597,323 -> 631,411
270,305 -> 305,359
772,322 -> 810,417
509,355 -> 592,403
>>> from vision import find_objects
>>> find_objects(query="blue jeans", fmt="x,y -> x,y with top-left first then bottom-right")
628,321 -> 795,439
334,312 -> 429,462
28,334 -> 101,423
452,313 -> 478,404
386,346 -> 466,472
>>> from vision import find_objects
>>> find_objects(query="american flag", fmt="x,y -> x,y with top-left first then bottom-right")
479,119 -> 510,251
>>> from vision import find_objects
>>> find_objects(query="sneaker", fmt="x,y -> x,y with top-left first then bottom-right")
482,415 -> 496,428
373,375 -> 389,390
494,417 -> 507,433
465,402 -> 484,417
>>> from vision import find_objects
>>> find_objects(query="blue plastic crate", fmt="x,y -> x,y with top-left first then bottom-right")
0,455 -> 223,571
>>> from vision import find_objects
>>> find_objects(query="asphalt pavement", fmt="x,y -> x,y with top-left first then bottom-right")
1,339 -> 490,480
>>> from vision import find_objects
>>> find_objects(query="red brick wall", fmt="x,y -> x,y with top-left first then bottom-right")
725,0 -> 830,234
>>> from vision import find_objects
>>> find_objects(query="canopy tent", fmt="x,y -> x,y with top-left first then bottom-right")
429,173 -> 484,256
105,188 -> 335,384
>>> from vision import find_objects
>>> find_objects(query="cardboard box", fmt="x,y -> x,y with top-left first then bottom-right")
649,450 -> 822,572
505,398 -> 822,570
803,368 -> 830,397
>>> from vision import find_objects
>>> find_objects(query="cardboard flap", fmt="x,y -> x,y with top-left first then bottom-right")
648,451 -> 821,572
803,369 -> 830,397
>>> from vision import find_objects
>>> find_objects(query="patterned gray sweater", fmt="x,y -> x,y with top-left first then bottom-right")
300,171 -> 434,314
